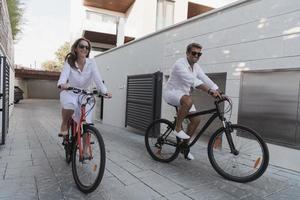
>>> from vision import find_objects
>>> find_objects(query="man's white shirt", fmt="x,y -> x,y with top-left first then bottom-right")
165,57 -> 218,95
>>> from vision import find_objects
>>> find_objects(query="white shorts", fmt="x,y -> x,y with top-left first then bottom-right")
163,89 -> 196,112
60,90 -> 94,123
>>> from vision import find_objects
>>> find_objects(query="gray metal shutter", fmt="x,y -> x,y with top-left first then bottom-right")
125,71 -> 162,131
0,56 -> 10,145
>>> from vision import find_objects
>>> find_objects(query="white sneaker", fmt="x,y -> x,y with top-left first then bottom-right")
186,152 -> 194,160
173,130 -> 190,139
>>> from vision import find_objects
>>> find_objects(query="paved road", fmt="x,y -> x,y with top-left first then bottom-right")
0,99 -> 300,200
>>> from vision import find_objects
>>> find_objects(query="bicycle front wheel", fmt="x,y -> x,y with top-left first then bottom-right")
207,124 -> 269,183
145,119 -> 180,163
72,125 -> 106,193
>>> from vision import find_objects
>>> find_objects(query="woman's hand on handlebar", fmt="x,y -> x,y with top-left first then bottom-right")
103,92 -> 112,98
58,83 -> 70,90
99,92 -> 112,98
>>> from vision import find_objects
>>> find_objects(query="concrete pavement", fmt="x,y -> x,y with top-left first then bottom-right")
0,99 -> 300,200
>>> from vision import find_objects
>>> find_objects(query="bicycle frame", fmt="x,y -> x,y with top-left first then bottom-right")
69,101 -> 93,161
177,99 -> 231,148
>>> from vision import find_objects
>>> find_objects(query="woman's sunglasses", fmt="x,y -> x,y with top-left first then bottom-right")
78,44 -> 90,50
191,51 -> 202,57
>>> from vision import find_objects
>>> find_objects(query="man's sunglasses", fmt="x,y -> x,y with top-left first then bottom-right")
191,51 -> 202,57
78,44 -> 90,50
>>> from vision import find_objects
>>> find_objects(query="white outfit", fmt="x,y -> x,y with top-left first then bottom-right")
163,57 -> 218,110
57,58 -> 107,123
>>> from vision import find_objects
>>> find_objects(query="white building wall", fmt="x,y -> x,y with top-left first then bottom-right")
125,0 -> 157,38
95,33 -> 166,127
96,0 -> 300,126
94,0 -> 300,171
0,0 -> 15,118
70,0 -> 85,42
70,0 -> 238,44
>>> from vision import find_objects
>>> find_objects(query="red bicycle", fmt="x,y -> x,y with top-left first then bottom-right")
62,87 -> 106,193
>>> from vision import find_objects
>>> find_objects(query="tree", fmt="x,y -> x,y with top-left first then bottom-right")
41,60 -> 59,72
7,0 -> 24,40
41,42 -> 70,71
55,42 -> 70,67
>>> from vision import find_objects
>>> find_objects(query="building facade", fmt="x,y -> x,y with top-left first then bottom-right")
93,0 -> 300,171
0,0 -> 15,112
70,0 -> 235,55
0,0 -> 16,144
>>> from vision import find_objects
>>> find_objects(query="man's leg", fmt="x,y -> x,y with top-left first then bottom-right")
175,95 -> 192,132
187,115 -> 201,139
180,115 -> 200,160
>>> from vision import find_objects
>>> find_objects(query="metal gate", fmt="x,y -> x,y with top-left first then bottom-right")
0,56 -> 10,145
125,71 -> 162,132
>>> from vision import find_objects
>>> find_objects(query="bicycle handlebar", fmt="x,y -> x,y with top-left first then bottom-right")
58,85 -> 108,97
215,95 -> 229,105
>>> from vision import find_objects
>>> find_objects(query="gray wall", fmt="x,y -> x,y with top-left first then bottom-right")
27,80 -> 59,99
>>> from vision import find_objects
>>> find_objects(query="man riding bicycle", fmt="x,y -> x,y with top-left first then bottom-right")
163,43 -> 222,160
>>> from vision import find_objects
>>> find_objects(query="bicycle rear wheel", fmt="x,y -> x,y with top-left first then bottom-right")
72,125 -> 106,193
145,119 -> 180,163
207,124 -> 269,183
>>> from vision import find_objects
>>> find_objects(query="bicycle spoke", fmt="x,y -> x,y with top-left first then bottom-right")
145,119 -> 179,162
208,125 -> 269,182
72,126 -> 105,193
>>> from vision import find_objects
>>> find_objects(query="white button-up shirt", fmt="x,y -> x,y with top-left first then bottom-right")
57,58 -> 107,94
165,57 -> 218,95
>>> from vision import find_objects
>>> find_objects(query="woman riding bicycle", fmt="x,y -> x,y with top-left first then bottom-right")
57,37 -> 112,137
163,43 -> 222,160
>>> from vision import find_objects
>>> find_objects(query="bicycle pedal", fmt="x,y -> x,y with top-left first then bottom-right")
62,140 -> 68,146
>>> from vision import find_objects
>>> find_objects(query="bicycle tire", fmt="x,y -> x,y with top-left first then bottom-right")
145,119 -> 180,163
72,125 -> 106,193
207,124 -> 269,183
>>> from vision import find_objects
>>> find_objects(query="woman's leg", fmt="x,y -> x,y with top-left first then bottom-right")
60,108 -> 74,133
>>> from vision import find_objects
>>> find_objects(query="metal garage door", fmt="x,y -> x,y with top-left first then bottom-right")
239,69 -> 300,149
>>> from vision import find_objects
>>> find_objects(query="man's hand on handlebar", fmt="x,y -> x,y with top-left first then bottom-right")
208,89 -> 222,99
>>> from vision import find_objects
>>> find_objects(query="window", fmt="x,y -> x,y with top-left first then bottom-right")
156,0 -> 175,30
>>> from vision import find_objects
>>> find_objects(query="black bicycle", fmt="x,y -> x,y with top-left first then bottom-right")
62,87 -> 106,193
145,96 -> 269,183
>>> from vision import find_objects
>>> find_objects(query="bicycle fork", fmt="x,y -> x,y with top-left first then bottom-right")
222,120 -> 239,156
82,124 -> 93,161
